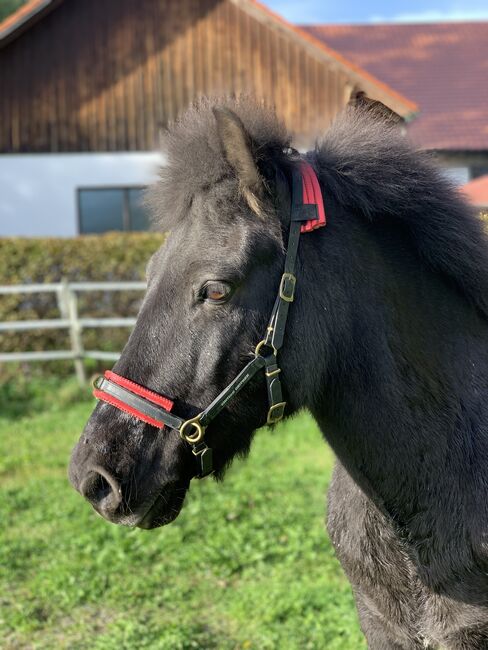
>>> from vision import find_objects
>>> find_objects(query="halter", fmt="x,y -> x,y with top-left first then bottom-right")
93,160 -> 326,478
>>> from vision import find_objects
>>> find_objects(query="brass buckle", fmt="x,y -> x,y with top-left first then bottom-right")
255,339 -> 277,358
279,273 -> 296,302
265,367 -> 281,378
267,401 -> 286,425
179,414 -> 206,444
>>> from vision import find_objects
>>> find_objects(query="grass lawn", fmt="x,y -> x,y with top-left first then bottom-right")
0,380 -> 365,649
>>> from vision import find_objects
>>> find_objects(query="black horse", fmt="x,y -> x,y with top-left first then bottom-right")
69,96 -> 488,649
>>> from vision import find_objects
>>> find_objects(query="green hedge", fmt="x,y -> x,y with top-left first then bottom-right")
0,233 -> 165,378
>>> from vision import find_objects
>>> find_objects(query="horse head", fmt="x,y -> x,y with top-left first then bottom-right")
68,100 -> 313,528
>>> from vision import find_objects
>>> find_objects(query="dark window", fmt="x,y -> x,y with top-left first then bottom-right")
127,188 -> 150,231
471,166 -> 488,180
78,187 -> 150,234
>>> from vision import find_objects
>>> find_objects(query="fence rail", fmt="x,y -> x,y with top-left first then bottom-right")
0,281 -> 146,383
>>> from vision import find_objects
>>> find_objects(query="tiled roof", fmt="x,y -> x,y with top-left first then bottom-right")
463,175 -> 488,207
304,22 -> 488,151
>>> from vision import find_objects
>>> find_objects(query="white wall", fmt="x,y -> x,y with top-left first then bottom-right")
0,152 -> 164,237
440,166 -> 470,186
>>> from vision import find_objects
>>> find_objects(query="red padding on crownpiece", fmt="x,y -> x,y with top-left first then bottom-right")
104,370 -> 174,412
93,389 -> 165,429
299,161 -> 326,233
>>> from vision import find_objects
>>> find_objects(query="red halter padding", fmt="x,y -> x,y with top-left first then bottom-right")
93,370 -> 174,429
299,161 -> 326,233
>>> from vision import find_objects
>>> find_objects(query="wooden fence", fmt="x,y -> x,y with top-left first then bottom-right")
0,281 -> 146,384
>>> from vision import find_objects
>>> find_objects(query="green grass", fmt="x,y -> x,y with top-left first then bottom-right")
0,381 -> 365,649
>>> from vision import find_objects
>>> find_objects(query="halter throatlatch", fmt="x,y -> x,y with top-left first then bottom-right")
93,159 -> 326,479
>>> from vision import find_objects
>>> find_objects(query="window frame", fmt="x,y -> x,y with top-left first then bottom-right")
76,185 -> 148,234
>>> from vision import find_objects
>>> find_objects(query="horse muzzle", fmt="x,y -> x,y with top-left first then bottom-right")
69,450 -> 190,528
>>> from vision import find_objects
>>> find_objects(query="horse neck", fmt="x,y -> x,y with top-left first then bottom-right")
302,210 -> 488,584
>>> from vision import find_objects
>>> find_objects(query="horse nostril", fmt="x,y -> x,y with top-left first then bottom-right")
79,465 -> 122,517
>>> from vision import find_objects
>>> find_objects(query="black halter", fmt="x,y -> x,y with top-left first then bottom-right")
93,160 -> 326,478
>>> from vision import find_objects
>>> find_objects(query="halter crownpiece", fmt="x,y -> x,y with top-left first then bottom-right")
93,159 -> 326,479
298,161 -> 326,232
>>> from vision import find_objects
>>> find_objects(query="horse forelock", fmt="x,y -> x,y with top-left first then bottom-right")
146,96 -> 290,232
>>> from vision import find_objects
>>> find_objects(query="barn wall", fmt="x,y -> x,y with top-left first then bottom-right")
0,0 -> 355,153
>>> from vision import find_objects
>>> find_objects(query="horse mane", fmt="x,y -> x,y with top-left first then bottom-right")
149,96 -> 488,319
315,108 -> 488,320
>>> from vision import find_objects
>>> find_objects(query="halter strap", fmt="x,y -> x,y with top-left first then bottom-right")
93,159 -> 326,479
260,160 -> 327,424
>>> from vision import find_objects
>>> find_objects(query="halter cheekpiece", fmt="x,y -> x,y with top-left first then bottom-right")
93,160 -> 326,479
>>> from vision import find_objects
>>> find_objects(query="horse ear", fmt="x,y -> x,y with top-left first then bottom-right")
348,90 -> 403,125
213,107 -> 263,212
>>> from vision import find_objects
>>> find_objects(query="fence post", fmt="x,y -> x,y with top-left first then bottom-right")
58,280 -> 86,385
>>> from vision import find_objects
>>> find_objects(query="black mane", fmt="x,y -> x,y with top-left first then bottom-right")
315,109 -> 488,320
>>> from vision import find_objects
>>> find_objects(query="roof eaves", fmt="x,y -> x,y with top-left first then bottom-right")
231,0 -> 418,117
0,0 -> 60,46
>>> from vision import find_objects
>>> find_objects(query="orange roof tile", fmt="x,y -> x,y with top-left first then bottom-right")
304,22 -> 488,151
463,175 -> 488,207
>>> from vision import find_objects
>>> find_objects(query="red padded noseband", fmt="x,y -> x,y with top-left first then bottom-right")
93,370 -> 174,429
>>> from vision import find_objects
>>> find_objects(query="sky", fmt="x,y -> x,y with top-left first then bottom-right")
266,0 -> 488,24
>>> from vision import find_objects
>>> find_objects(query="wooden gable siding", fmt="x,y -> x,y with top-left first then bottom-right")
0,0 -> 358,153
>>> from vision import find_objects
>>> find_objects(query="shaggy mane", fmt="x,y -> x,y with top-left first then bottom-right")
148,96 -> 488,319
315,109 -> 488,319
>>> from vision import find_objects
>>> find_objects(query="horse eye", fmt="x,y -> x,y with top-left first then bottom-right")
201,281 -> 232,303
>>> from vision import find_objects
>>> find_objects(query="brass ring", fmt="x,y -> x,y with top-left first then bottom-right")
255,339 -> 277,357
179,416 -> 205,444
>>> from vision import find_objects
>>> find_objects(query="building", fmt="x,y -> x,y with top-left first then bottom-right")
304,21 -> 488,185
0,0 -> 415,237
463,175 -> 488,211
